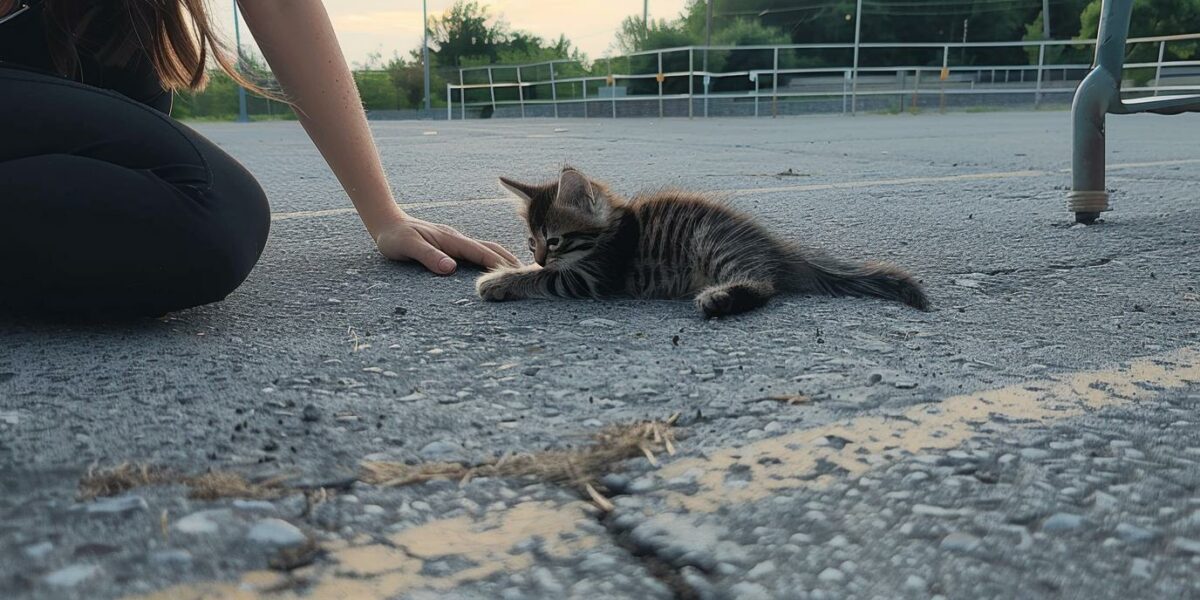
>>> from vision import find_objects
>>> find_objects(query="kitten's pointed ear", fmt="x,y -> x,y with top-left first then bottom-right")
499,177 -> 539,204
556,167 -> 594,204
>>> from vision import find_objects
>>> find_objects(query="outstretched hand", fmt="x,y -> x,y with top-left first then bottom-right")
374,216 -> 521,275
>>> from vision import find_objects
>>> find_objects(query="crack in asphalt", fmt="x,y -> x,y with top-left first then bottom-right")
948,256 -> 1116,277
598,511 -> 703,600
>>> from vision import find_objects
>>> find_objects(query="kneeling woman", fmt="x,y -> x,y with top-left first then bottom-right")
0,0 -> 517,316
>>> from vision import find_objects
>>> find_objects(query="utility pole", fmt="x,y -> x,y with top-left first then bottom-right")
643,0 -> 649,33
700,0 -> 710,112
423,0 -> 431,113
704,0 -> 713,80
705,0 -> 713,47
1042,0 -> 1051,38
962,18 -> 968,62
233,0 -> 248,123
850,0 -> 862,115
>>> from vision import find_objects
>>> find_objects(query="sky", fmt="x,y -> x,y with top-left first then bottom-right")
211,1 -> 691,67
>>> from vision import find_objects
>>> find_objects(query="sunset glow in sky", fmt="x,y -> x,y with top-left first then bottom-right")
213,1 -> 692,66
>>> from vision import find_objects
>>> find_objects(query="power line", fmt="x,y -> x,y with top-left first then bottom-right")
720,3 -> 845,18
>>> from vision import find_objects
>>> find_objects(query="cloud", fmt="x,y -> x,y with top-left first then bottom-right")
331,1 -> 689,58
218,1 -> 692,66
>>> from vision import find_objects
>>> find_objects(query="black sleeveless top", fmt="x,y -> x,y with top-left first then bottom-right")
0,1 -> 172,113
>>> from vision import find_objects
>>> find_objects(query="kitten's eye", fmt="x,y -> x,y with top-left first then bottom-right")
546,237 -> 561,249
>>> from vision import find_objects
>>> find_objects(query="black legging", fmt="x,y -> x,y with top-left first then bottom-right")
0,66 -> 270,317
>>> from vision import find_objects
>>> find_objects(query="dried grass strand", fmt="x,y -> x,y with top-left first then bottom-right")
360,418 -> 677,510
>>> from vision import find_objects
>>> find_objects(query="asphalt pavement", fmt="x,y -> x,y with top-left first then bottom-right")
2,110 -> 1199,600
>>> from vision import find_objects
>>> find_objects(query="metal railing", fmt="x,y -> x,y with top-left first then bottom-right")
446,33 -> 1200,119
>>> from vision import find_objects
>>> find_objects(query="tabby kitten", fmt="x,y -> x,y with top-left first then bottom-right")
476,166 -> 929,318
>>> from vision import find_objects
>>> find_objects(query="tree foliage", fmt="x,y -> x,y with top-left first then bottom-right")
430,1 -> 585,67
1079,0 -> 1200,59
176,0 -> 1199,120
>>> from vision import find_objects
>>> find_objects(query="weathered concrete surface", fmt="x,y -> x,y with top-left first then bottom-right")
2,112 -> 1199,599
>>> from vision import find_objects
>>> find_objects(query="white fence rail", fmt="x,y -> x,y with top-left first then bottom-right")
446,34 -> 1200,119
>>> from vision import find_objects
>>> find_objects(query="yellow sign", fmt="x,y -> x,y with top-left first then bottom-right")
606,75 -> 615,86
940,67 -> 949,81
655,73 -> 665,83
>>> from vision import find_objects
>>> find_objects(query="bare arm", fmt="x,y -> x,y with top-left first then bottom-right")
236,0 -> 518,273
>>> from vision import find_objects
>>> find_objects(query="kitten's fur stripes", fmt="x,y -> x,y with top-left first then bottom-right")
476,166 -> 929,318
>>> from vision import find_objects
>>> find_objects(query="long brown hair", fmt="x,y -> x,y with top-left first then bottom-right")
41,0 -> 255,92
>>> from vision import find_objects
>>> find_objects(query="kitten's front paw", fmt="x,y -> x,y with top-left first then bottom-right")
476,269 -> 517,302
695,288 -> 734,318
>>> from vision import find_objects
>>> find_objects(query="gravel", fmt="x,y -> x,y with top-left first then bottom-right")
43,564 -> 101,587
1042,513 -> 1086,533
83,496 -> 148,515
245,519 -> 307,547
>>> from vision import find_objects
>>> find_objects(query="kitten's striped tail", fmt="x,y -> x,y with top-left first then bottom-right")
781,246 -> 930,311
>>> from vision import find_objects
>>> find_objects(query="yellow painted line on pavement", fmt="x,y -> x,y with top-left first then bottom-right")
130,501 -> 601,600
728,169 -> 1048,196
654,347 -> 1200,513
125,347 -> 1200,600
271,198 -> 515,222
1105,158 -> 1200,170
269,158 -> 1199,223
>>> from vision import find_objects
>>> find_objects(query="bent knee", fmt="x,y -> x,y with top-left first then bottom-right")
198,185 -> 271,304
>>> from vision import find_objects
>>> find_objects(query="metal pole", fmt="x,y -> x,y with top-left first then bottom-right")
1154,40 -> 1165,95
550,63 -> 559,118
842,70 -> 848,114
1035,44 -> 1045,107
446,83 -> 451,120
517,66 -> 525,118
961,19 -> 968,65
688,47 -> 694,119
754,74 -> 759,117
772,47 -> 779,117
459,69 -> 465,120
233,0 -> 248,123
705,0 -> 713,49
1042,0 -> 1051,39
851,0 -> 862,115
610,59 -> 616,118
487,67 -> 496,115
940,45 -> 948,113
657,51 -> 664,118
644,0 -> 649,32
704,0 -> 712,117
422,0 -> 431,113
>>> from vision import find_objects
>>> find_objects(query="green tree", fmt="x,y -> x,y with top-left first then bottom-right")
1078,0 -> 1200,83
385,55 -> 429,109
429,0 -> 506,67
612,9 -> 795,93
355,71 -> 401,111
711,18 -> 794,91
1078,0 -> 1200,57
614,16 -> 698,54
173,70 -> 238,119
425,1 -> 590,106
